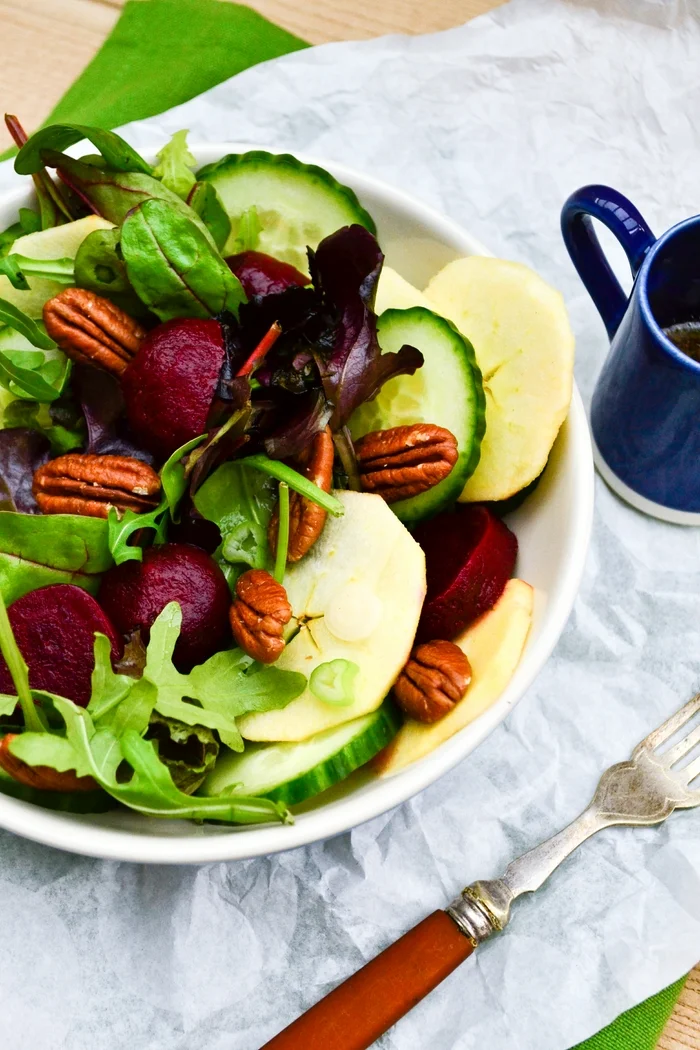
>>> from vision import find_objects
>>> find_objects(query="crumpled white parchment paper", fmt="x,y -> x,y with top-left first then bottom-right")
2,1 -> 700,1047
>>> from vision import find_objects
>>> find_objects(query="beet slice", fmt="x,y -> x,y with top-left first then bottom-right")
414,505 -> 518,643
99,542 -> 231,670
226,250 -> 308,298
122,318 -> 225,461
0,584 -> 123,708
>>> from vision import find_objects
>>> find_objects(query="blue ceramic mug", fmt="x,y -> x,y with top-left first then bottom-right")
561,185 -> 700,524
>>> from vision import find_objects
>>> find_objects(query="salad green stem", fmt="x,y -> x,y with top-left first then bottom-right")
274,482 -> 290,584
333,426 -> 361,492
236,320 -> 282,378
0,589 -> 44,733
240,455 -> 344,516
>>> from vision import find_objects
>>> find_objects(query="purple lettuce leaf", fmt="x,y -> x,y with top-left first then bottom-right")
72,365 -> 154,464
0,428 -> 51,512
310,225 -> 423,429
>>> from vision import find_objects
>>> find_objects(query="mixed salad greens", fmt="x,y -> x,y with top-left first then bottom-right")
0,117 -> 574,826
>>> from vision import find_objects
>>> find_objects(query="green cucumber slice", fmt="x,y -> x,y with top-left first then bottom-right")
349,306 -> 486,524
196,151 -> 376,273
0,761 -> 114,813
199,703 -> 399,807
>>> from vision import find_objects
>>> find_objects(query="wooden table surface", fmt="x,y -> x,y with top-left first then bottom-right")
0,1 -> 697,1047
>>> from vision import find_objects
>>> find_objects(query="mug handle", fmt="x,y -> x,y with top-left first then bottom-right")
560,185 -> 656,338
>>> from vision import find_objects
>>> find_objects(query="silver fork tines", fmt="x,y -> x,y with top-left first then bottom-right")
448,693 -> 700,944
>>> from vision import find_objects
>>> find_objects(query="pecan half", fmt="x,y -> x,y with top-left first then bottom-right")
393,640 -> 471,723
33,453 -> 161,519
229,568 -> 292,664
43,287 -> 145,376
355,423 -> 458,503
269,425 -> 334,563
0,734 -> 97,792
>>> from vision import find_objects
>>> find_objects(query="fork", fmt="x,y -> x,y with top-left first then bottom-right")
260,694 -> 700,1050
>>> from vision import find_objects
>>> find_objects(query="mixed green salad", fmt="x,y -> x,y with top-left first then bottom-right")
0,118 -> 573,827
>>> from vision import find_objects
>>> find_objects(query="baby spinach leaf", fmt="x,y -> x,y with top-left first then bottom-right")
188,182 -> 231,251
0,427 -> 51,512
73,228 -> 150,319
0,511 -> 112,604
15,124 -> 151,177
153,130 -> 196,200
121,199 -> 246,321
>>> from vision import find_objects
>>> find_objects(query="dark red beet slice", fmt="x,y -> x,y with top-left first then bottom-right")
0,584 -> 122,708
226,250 -> 308,298
122,318 -> 225,461
414,505 -> 518,643
99,543 -> 231,670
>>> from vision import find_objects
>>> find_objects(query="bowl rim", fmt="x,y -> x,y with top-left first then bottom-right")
0,143 -> 594,863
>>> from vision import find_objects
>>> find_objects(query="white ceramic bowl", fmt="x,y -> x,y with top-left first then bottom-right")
0,144 -> 594,863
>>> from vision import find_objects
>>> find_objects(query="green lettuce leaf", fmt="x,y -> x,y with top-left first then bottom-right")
153,130 -> 197,201
187,182 -> 231,251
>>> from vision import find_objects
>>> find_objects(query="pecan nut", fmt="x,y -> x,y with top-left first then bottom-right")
43,287 -> 145,376
355,423 -> 458,503
0,734 -> 98,792
33,453 -> 161,519
269,425 -> 334,563
229,568 -> 292,664
393,639 -> 471,723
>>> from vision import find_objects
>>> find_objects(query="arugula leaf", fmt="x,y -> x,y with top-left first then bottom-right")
0,692 -> 19,717
87,633 -> 134,722
107,504 -> 168,565
187,182 -> 231,252
15,124 -> 152,177
153,130 -> 197,200
8,732 -> 92,776
0,511 -> 112,604
121,199 -> 246,321
52,696 -> 290,824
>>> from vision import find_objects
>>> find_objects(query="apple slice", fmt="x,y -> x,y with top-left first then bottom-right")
424,256 -> 574,502
0,215 -> 115,318
238,491 -> 426,742
374,265 -> 431,314
414,504 -> 517,642
376,578 -> 533,776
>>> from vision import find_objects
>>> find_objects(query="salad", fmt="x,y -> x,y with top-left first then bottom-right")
0,118 -> 574,827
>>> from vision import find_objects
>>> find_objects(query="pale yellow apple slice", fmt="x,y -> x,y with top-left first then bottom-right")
374,265 -> 431,314
239,490 -> 426,742
423,257 -> 574,502
376,578 -> 533,776
0,215 -> 114,318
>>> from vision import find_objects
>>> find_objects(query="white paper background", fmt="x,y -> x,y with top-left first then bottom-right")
2,1 -> 700,1047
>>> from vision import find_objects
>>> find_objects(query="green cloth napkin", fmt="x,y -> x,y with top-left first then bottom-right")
21,1 -> 690,1046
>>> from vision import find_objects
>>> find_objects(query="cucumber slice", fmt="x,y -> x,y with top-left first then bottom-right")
349,306 -> 486,524
0,761 -> 114,813
197,151 -> 376,273
199,703 -> 400,807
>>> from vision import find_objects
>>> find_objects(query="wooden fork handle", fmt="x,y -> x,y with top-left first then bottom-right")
259,910 -> 474,1050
